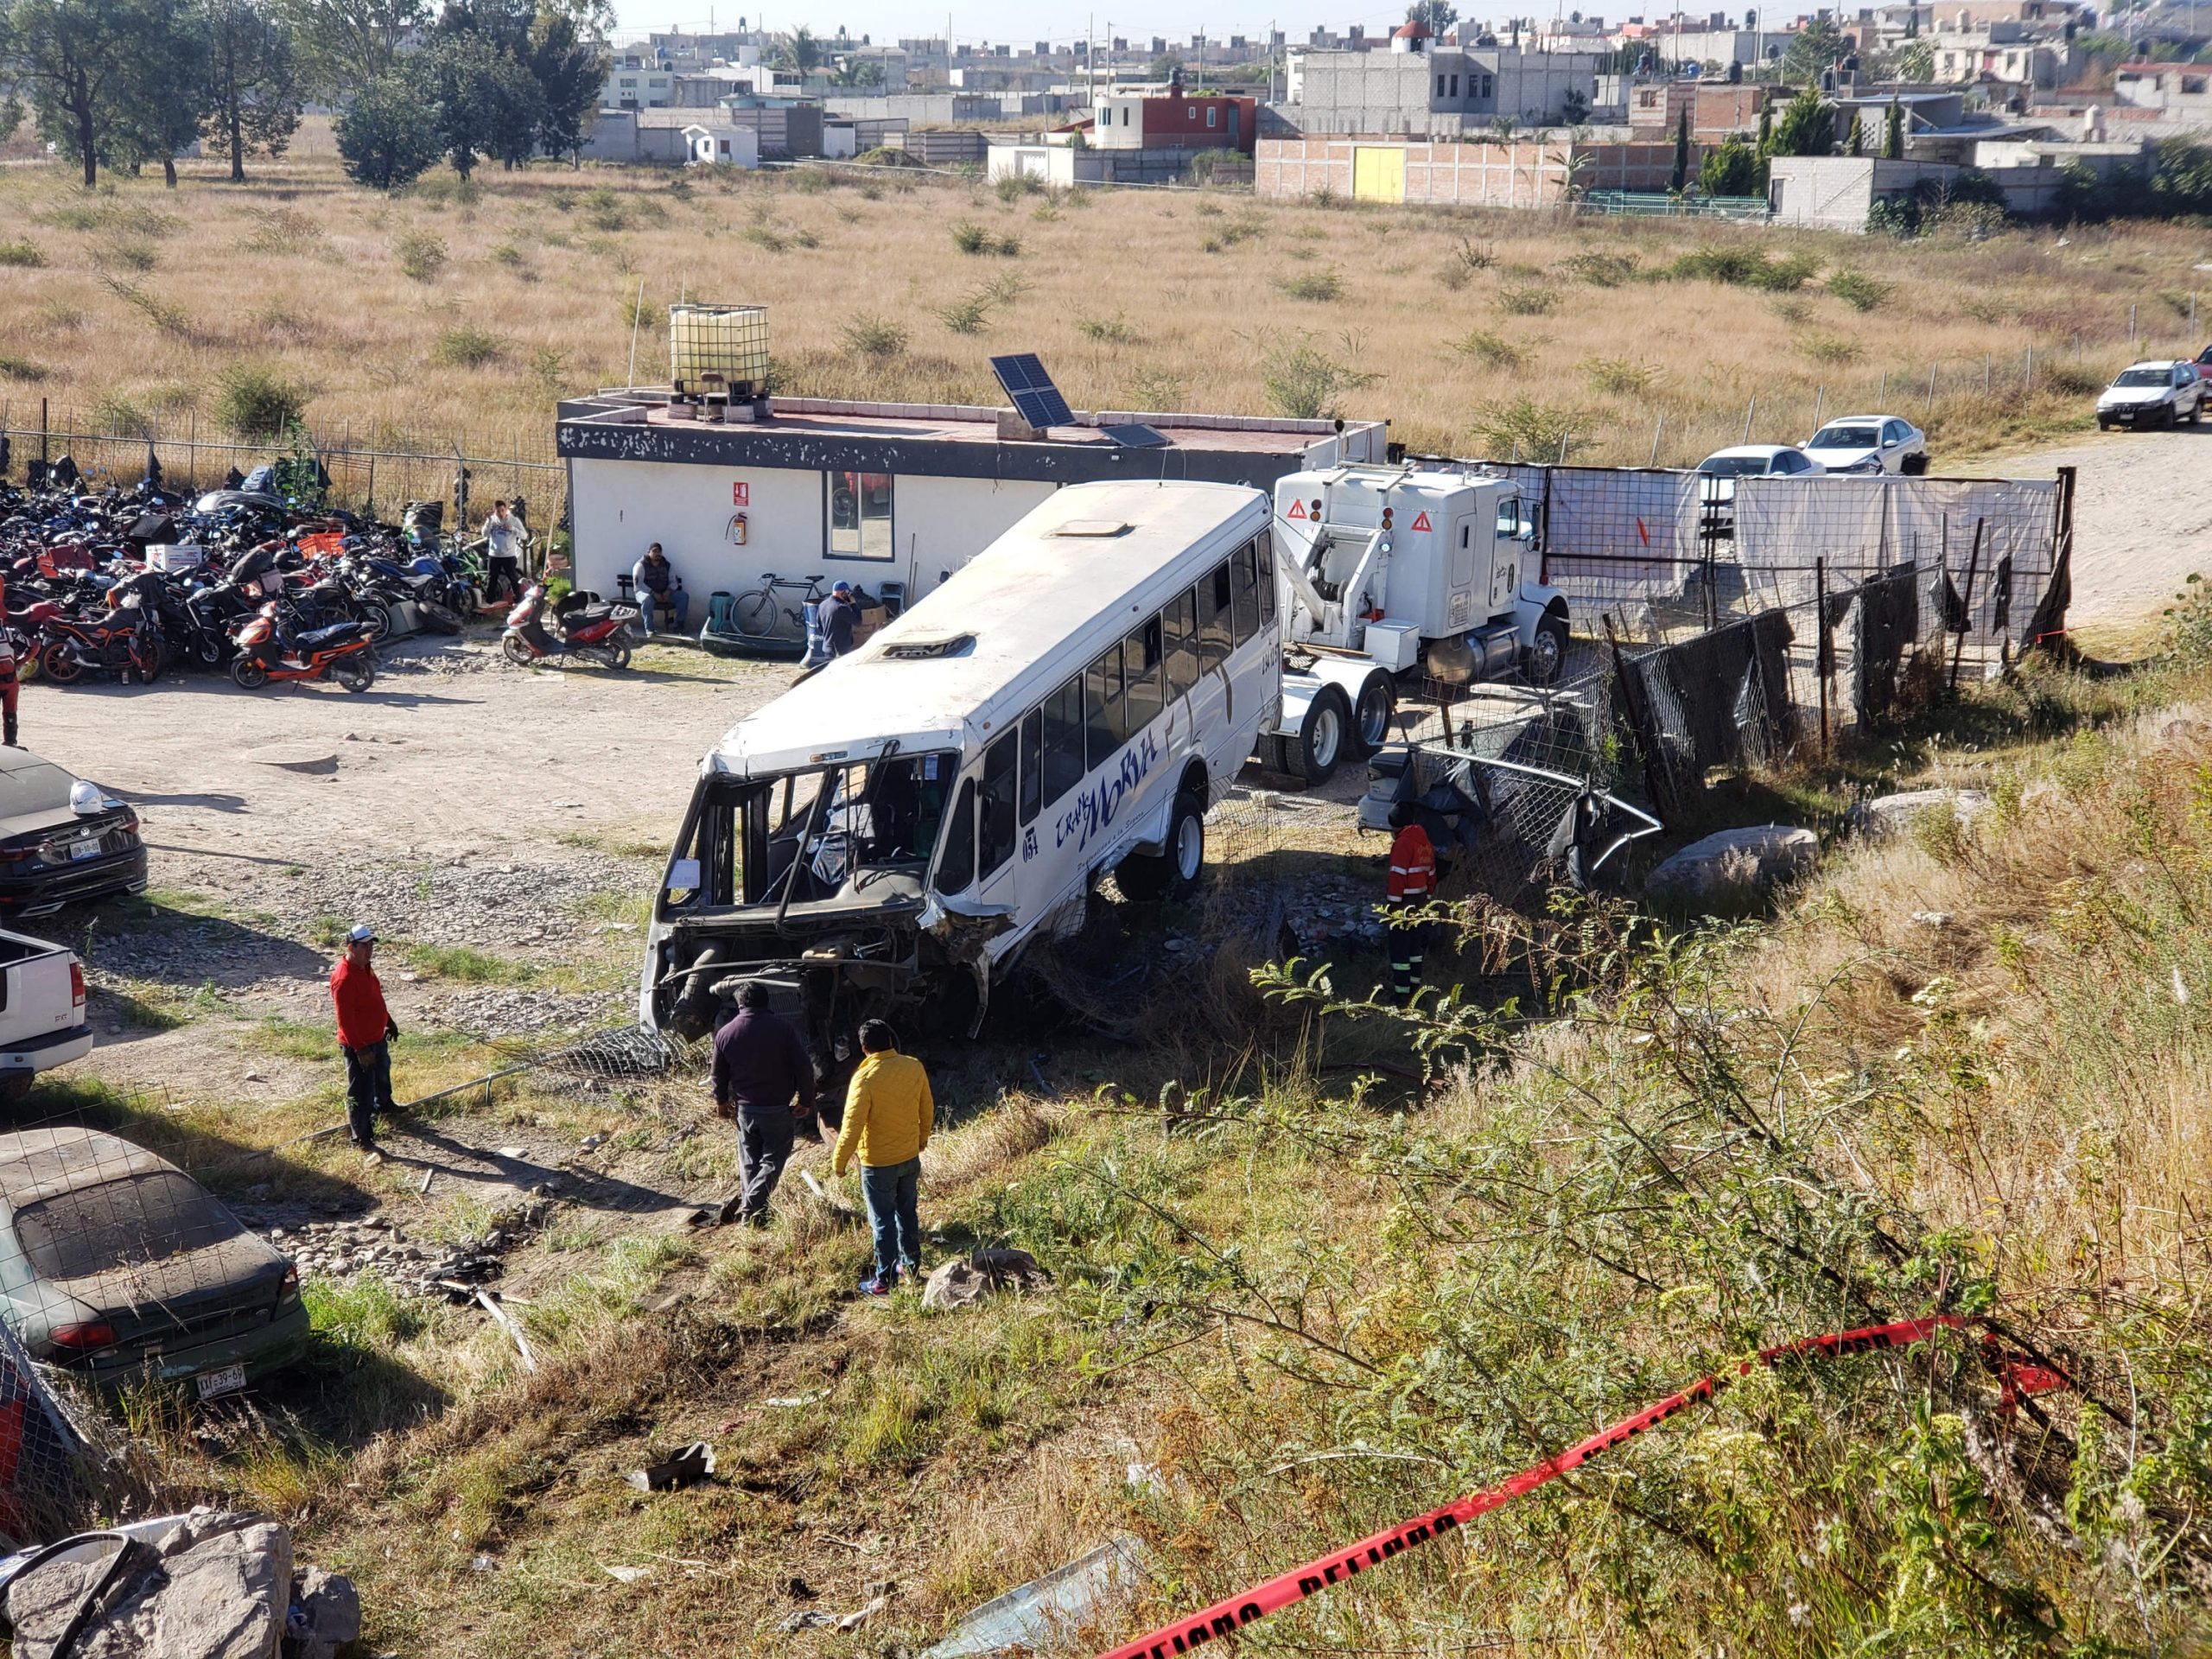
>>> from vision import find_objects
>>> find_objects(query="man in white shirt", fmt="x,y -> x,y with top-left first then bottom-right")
480,499 -> 525,603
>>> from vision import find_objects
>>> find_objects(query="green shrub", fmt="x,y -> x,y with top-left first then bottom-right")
1451,329 -> 1525,368
838,313 -> 908,359
0,357 -> 47,385
1559,250 -> 1637,286
1471,395 -> 1580,460
1497,283 -> 1555,315
620,291 -> 663,332
1827,269 -> 1892,311
951,219 -> 990,253
1078,315 -> 1137,345
394,229 -> 448,282
934,291 -> 994,334
213,366 -> 306,437
103,238 -> 156,273
1256,333 -> 1376,419
995,172 -> 1045,200
1275,269 -> 1343,302
1794,332 -> 1864,365
0,240 -> 45,269
1581,356 -> 1657,395
1669,245 -> 1815,291
432,327 -> 505,368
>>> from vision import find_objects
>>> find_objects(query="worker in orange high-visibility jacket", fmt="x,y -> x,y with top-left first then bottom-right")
1385,802 -> 1438,1006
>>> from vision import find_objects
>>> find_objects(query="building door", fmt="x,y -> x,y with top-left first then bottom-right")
1351,145 -> 1405,203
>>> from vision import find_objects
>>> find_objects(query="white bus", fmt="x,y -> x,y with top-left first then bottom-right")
642,480 -> 1281,1047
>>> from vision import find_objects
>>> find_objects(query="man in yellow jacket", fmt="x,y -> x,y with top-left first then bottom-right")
833,1020 -> 935,1295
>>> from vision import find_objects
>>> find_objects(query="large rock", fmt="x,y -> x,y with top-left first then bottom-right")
921,1249 -> 1051,1312
7,1510 -> 292,1659
288,1566 -> 362,1659
1644,826 -> 1818,908
1851,787 -> 1990,841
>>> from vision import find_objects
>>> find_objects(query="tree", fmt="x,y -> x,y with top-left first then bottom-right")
1782,16 -> 1845,83
1756,102 -> 1773,152
415,29 -> 537,176
1769,81 -> 1834,156
1699,131 -> 1762,195
1846,111 -> 1863,155
114,0 -> 213,185
1889,36 -> 1932,80
334,62 -> 439,185
3,0 -> 179,187
202,0 -> 301,181
1405,0 -> 1456,35
274,0 -> 422,96
1669,105 -> 1689,191
1882,94 -> 1904,159
1560,85 -> 1588,124
524,6 -> 603,162
778,23 -> 819,74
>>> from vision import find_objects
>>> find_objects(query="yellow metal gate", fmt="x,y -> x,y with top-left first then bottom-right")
1351,145 -> 1406,204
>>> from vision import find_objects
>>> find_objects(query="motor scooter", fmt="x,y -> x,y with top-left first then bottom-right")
230,601 -> 377,692
500,583 -> 638,671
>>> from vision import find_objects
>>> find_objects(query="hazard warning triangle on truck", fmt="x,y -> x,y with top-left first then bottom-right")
1409,510 -> 1433,531
1287,499 -> 1307,519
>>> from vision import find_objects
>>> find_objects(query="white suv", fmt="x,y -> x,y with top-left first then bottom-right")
2097,360 -> 2203,429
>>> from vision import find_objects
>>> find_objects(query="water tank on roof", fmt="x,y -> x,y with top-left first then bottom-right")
669,304 -> 771,398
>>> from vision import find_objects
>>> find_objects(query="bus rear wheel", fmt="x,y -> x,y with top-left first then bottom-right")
1116,790 -> 1205,901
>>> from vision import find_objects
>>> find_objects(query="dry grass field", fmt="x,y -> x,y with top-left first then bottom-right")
1,126 -> 2207,471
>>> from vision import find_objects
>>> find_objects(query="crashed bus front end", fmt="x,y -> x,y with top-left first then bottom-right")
640,739 -> 1006,1065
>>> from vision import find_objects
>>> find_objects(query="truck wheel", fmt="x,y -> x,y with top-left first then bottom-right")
0,1074 -> 31,1106
1524,615 -> 1569,686
1116,790 -> 1205,901
1353,672 -> 1395,756
1294,686 -> 1351,786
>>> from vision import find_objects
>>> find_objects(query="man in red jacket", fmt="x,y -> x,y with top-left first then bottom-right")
1385,804 -> 1438,1007
330,923 -> 399,1153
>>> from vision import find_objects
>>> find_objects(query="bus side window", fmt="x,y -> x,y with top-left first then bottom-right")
934,779 -> 976,895
1230,543 -> 1261,645
1164,589 -> 1198,698
1043,675 -> 1086,803
1084,649 -> 1116,770
1255,531 -> 1276,626
1124,615 -> 1163,734
978,734 -> 1019,879
1197,563 -> 1232,669
1018,709 -> 1043,826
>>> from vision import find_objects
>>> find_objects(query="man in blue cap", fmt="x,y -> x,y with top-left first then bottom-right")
822,581 -> 861,658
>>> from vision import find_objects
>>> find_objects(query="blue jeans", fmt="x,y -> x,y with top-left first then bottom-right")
639,589 -> 690,633
861,1157 -> 922,1281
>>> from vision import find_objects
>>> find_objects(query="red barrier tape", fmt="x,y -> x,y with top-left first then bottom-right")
1096,1314 -> 2064,1659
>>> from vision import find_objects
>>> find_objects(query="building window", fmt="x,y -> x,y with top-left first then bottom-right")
1481,73 -> 1493,97
1450,73 -> 1459,95
620,76 -> 637,86
1436,73 -> 1446,95
827,471 -> 893,561
1207,106 -> 1217,125
1189,105 -> 1198,119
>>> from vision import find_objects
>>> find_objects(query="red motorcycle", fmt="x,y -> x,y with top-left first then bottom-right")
500,582 -> 638,671
230,602 -> 377,692
35,604 -> 161,686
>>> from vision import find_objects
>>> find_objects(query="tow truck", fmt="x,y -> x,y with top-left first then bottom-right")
1256,464 -> 1573,784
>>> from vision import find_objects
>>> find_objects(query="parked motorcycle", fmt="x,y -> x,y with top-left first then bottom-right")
501,583 -> 637,671
230,602 -> 377,692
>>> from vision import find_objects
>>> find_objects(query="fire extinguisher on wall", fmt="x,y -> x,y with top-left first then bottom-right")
727,512 -> 747,545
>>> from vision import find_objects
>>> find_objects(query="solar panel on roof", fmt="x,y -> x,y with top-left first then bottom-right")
1101,423 -> 1169,449
990,353 -> 1074,430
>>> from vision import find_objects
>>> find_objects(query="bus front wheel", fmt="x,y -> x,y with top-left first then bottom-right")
1116,791 -> 1205,902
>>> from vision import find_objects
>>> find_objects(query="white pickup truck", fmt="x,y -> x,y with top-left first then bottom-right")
0,931 -> 89,1101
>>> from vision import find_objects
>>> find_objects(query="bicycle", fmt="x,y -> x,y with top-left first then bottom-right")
732,572 -> 829,640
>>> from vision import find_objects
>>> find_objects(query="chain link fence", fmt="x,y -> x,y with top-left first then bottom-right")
0,404 -> 567,531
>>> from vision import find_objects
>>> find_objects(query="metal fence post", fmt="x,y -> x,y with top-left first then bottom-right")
1741,393 -> 1756,442
1949,517 -> 1986,693
1815,555 -> 1831,761
1649,412 -> 1663,467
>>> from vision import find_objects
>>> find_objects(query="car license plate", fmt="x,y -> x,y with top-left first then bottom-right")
68,839 -> 100,861
195,1363 -> 246,1401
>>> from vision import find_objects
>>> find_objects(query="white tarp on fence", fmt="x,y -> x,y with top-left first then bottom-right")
1733,474 -> 2060,639
1478,464 -> 1700,603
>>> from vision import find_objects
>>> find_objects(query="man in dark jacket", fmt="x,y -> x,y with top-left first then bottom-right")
822,582 -> 860,658
710,981 -> 817,1225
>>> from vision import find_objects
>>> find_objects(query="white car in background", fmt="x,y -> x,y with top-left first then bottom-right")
1694,444 -> 1825,504
2096,360 -> 2203,429
1802,416 -> 1929,475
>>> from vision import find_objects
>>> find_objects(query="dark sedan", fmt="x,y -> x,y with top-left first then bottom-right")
0,1128 -> 307,1395
0,752 -> 145,917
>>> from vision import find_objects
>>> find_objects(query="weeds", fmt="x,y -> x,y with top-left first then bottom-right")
0,239 -> 45,268
1255,331 -> 1376,419
1559,250 -> 1637,285
1669,245 -> 1818,291
1077,315 -> 1138,345
1796,331 -> 1865,365
1452,330 -> 1526,368
99,272 -> 193,337
934,289 -> 996,335
838,313 -> 909,359
1581,355 -> 1658,395
620,291 -> 663,332
951,220 -> 1021,257
1471,395 -> 1580,458
213,365 -> 306,437
1827,269 -> 1893,312
393,229 -> 448,282
430,327 -> 505,369
0,356 -> 46,384
1497,284 -> 1555,315
1275,269 -> 1344,302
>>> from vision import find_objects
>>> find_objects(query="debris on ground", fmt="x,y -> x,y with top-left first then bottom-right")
624,1442 -> 715,1492
2,1507 -> 358,1659
1644,825 -> 1819,907
254,1193 -> 555,1300
920,1249 -> 1052,1313
919,1535 -> 1148,1659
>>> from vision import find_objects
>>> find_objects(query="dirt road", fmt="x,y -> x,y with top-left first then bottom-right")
1996,424 -> 2212,639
